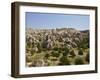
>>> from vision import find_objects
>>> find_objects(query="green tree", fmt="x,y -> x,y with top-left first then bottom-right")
77,37 -> 89,49
53,47 -> 59,51
59,56 -> 70,65
78,49 -> 83,55
70,50 -> 76,57
45,53 -> 50,59
63,47 -> 69,56
75,57 -> 84,65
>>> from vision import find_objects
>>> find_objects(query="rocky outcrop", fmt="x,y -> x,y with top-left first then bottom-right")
26,28 -> 89,50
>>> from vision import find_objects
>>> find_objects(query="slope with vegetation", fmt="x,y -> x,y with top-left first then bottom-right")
26,28 -> 89,67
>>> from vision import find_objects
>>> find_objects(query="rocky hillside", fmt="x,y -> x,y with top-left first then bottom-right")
26,28 -> 89,67
26,28 -> 89,49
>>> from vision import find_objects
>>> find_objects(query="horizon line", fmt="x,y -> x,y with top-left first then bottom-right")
26,26 -> 89,31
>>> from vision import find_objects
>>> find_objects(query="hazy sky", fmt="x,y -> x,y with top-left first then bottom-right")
25,12 -> 90,30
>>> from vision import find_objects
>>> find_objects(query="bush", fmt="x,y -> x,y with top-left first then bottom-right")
45,53 -> 50,59
78,49 -> 83,55
70,50 -> 76,57
62,47 -> 69,56
75,57 -> 84,65
63,51 -> 68,56
53,47 -> 59,51
77,37 -> 89,49
58,49 -> 62,53
59,56 -> 70,65
30,50 -> 34,55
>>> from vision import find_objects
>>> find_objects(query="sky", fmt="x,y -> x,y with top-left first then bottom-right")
25,12 -> 90,30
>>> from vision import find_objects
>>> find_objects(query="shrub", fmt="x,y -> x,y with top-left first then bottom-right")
63,51 -> 68,56
75,57 -> 84,65
78,49 -> 83,55
58,49 -> 62,53
62,47 -> 69,56
70,50 -> 76,57
30,50 -> 34,55
53,47 -> 59,51
63,52 -> 67,56
45,53 -> 50,59
59,56 -> 70,65
77,37 -> 89,49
